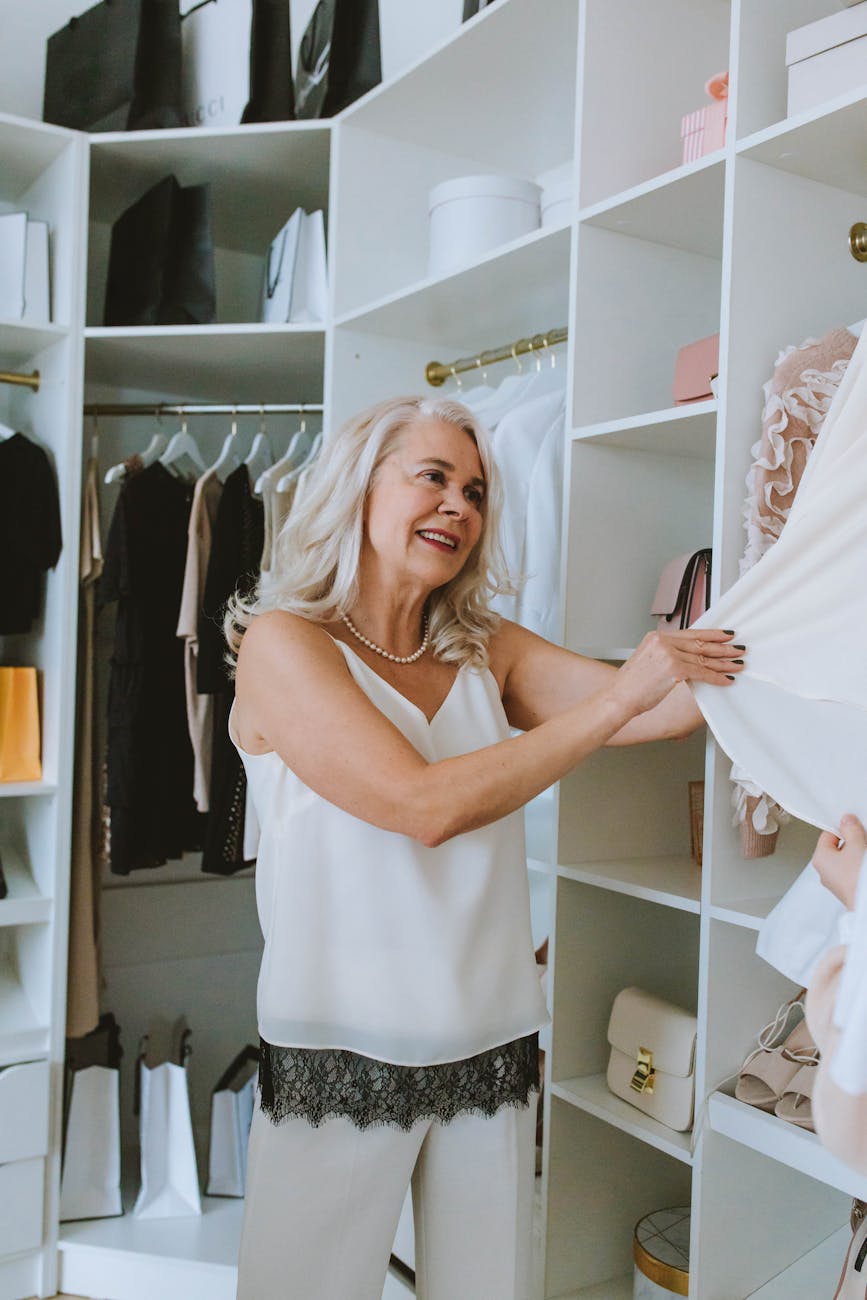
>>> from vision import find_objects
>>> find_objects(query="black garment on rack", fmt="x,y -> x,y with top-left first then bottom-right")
99,462 -> 205,875
0,433 -> 62,634
197,464 -> 264,875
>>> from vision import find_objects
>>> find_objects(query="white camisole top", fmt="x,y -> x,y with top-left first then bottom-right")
231,637 -> 550,1066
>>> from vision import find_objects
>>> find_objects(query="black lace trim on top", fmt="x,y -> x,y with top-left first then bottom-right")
258,1033 -> 540,1132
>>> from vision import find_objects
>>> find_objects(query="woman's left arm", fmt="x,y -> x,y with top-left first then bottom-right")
495,621 -> 735,744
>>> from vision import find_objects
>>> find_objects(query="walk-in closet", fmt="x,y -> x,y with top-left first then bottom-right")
0,1 -> 866,1297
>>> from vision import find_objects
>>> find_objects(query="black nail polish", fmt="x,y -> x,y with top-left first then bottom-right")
726,674 -> 736,681
723,630 -> 736,636
733,644 -> 746,651
732,658 -> 744,665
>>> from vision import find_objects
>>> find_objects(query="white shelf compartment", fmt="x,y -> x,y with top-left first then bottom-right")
59,1193 -> 243,1300
0,928 -> 50,1068
738,89 -> 867,195
88,122 -> 332,255
747,1226 -> 851,1299
84,324 -> 325,403
552,1074 -> 693,1165
336,221 -> 571,342
572,401 -> 717,460
577,0 -> 731,208
0,111 -> 76,200
579,153 -> 725,260
0,845 -> 50,928
563,434 -> 715,653
709,1093 -> 867,1202
557,857 -> 701,915
735,0 -> 867,144
333,0 -> 578,316
0,319 -> 67,362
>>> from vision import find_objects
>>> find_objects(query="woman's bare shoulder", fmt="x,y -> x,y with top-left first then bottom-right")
236,611 -> 343,684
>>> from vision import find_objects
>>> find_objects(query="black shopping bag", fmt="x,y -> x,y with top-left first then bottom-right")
463,0 -> 499,20
242,0 -> 295,123
104,175 -> 217,326
43,0 -> 183,133
295,0 -> 381,120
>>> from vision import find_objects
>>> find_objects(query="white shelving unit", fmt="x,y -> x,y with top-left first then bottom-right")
0,0 -> 861,1297
0,110 -> 88,1300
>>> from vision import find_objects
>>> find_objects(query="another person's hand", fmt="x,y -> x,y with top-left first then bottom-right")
813,815 -> 867,911
611,628 -> 744,716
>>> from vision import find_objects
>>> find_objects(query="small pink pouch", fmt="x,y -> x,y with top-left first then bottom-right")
673,332 -> 720,405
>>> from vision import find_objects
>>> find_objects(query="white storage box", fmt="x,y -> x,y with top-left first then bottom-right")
786,5 -> 867,118
541,178 -> 573,229
427,174 -> 540,277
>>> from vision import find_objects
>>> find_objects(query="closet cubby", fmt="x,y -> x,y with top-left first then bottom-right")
577,0 -> 731,208
735,0 -> 845,142
86,123 -> 331,329
558,735 -> 706,869
332,0 -> 577,318
550,883 -> 698,1105
693,1132 -> 848,1299
571,224 -> 723,429
544,1097 -> 692,1298
0,924 -> 51,1067
563,440 -> 715,654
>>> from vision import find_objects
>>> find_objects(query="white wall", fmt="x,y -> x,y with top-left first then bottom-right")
0,0 -> 464,124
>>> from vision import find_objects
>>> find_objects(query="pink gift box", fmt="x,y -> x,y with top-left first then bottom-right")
681,71 -> 728,165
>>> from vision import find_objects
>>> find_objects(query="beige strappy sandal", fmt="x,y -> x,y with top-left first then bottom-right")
735,994 -> 811,1112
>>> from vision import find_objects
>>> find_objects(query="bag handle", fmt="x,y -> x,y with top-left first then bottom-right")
213,1044 -> 260,1094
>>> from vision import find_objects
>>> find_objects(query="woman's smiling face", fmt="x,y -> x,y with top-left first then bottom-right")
364,419 -> 486,587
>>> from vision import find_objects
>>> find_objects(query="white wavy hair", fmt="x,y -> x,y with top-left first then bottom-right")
225,394 -> 515,667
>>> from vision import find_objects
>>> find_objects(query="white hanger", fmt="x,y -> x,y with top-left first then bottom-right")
159,417 -> 206,478
254,418 -> 312,496
0,416 -> 16,441
207,409 -> 246,483
244,408 -> 275,484
104,421 -> 169,485
276,430 -> 322,493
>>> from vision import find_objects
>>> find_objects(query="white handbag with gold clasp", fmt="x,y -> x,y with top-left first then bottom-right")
606,988 -> 697,1133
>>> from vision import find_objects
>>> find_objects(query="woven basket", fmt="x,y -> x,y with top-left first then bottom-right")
740,795 -> 779,859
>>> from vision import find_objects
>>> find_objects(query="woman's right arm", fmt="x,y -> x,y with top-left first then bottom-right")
235,612 -> 703,847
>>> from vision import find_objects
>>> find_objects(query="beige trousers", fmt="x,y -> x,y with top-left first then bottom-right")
236,1099 -> 536,1300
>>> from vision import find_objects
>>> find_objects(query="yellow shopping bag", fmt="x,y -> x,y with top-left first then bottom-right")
0,667 -> 42,782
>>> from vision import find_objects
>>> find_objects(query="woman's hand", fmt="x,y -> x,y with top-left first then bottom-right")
813,815 -> 867,911
611,628 -> 744,716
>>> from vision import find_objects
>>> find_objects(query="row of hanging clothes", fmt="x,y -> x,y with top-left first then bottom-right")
95,409 -> 321,880
443,338 -> 568,644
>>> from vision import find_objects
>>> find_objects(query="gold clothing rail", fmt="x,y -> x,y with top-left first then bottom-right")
0,368 -> 40,392
426,326 -> 568,387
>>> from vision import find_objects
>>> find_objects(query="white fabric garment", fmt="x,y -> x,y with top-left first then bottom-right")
690,324 -> 867,1003
490,386 -> 566,639
231,638 -> 549,1065
828,850 -> 867,1094
236,1098 -> 535,1300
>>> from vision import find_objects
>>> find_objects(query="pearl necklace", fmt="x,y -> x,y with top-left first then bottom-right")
341,612 -> 430,664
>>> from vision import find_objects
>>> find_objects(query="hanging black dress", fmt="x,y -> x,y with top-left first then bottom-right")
197,463 -> 264,875
100,462 -> 205,874
0,432 -> 62,633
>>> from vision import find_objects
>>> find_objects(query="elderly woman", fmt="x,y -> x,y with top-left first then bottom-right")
228,396 -> 741,1300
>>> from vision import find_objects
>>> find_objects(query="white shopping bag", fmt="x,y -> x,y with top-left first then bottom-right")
133,1017 -> 201,1220
206,1045 -> 259,1197
180,0 -> 251,128
260,208 -> 303,323
289,210 -> 328,324
60,1066 -> 123,1221
23,220 -> 50,323
0,212 -> 27,319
